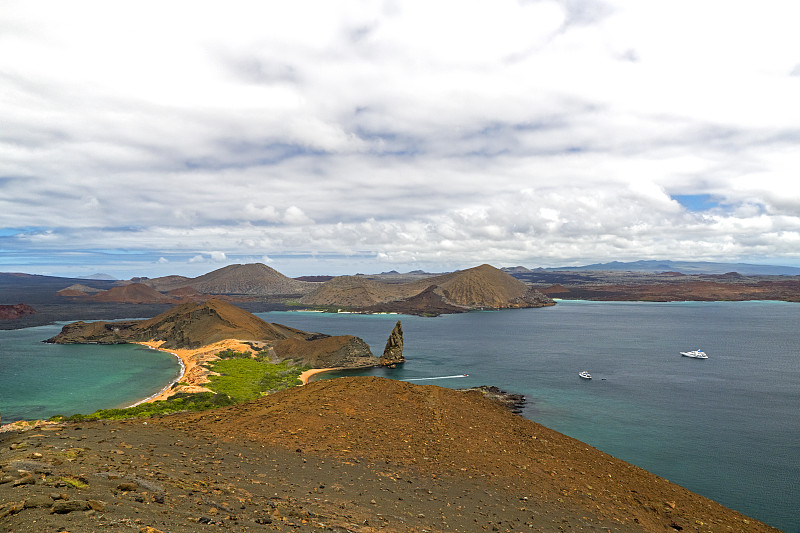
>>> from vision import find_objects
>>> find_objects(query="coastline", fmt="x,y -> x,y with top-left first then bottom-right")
131,339 -> 256,403
298,367 -> 343,385
127,344 -> 186,407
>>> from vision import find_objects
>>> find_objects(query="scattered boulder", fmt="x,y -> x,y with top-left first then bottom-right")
0,501 -> 24,519
23,495 -> 54,509
51,499 -> 90,513
116,481 -> 138,492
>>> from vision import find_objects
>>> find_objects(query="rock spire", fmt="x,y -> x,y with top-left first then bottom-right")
380,320 -> 404,366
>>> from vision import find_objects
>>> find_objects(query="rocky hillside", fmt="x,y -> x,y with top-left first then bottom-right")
46,299 -> 385,369
141,263 -> 314,296
152,376 -> 774,533
302,264 -> 554,313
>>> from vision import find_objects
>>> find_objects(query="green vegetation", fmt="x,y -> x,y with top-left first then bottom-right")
52,392 -> 237,422
57,476 -> 89,489
206,359 -> 307,402
216,348 -> 253,359
48,349 -> 308,422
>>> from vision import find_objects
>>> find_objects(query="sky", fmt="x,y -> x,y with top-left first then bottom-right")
2,0 -> 800,279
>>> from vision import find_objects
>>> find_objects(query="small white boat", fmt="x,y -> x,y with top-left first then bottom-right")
578,371 -> 592,379
680,349 -> 708,359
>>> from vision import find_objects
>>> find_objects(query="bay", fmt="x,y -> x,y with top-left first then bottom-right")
256,301 -> 799,533
0,323 -> 181,422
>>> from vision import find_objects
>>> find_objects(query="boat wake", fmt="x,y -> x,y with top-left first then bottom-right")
405,374 -> 468,381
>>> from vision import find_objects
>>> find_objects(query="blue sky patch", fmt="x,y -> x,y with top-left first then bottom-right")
672,194 -> 720,212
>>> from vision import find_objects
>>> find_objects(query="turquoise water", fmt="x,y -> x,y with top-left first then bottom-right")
0,303 -> 797,531
255,302 -> 799,533
0,323 -> 181,421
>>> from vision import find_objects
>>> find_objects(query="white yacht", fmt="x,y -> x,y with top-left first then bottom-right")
680,349 -> 708,359
578,371 -> 592,379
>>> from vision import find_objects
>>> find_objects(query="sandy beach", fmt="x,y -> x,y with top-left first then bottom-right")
134,339 -> 256,402
135,340 -> 343,402
297,367 -> 343,385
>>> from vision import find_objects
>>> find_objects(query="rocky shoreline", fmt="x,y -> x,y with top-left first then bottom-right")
460,385 -> 527,413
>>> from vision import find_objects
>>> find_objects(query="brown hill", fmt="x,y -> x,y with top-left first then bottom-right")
302,264 -> 554,312
300,275 -> 413,307
157,376 -> 777,533
55,283 -> 104,298
365,285 -> 466,315
143,263 -> 314,296
88,283 -> 173,304
424,264 -> 553,308
46,299 -> 382,368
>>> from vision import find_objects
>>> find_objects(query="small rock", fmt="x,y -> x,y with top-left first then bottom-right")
255,517 -> 272,524
51,499 -> 90,514
116,481 -> 138,491
50,492 -> 68,500
0,501 -> 25,519
0,474 -> 15,484
12,473 -> 35,486
24,495 -> 54,508
88,499 -> 106,512
152,493 -> 165,504
198,516 -> 215,524
140,527 -> 166,533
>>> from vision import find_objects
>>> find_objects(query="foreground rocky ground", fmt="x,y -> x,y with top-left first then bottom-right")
1,377 -> 779,533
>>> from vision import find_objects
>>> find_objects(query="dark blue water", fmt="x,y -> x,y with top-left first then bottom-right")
0,323 -> 181,421
256,302 -> 799,532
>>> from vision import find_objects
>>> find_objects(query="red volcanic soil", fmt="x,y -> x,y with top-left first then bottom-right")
89,283 -> 173,304
0,303 -> 35,320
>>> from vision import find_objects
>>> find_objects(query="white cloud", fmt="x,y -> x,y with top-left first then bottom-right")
3,0 -> 800,276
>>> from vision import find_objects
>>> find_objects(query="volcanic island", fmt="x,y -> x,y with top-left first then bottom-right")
0,300 -> 780,532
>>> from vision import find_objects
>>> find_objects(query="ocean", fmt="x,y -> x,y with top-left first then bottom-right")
0,301 -> 797,532
0,323 -> 181,422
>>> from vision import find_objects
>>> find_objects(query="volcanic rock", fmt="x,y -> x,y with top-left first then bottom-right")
379,320 -> 405,366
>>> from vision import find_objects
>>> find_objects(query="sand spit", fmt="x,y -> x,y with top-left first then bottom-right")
134,339 -> 256,402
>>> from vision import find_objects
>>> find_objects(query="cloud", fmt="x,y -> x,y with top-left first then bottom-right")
188,252 -> 228,264
2,0 -> 800,277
